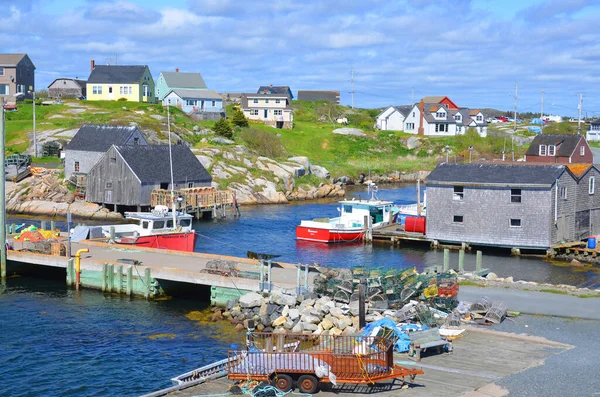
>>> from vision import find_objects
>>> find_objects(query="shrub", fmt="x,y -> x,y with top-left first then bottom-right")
214,118 -> 234,139
117,97 -> 128,101
231,109 -> 249,127
240,128 -> 286,158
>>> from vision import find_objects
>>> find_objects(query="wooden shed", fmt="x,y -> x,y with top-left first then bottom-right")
86,144 -> 212,212
48,78 -> 87,99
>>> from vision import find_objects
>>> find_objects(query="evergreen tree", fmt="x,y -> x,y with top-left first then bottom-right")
231,108 -> 249,127
213,118 -> 234,139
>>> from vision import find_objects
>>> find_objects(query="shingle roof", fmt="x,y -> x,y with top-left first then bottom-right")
525,134 -> 583,157
66,124 -> 142,152
116,145 -> 211,183
426,163 -> 565,187
87,65 -> 148,84
0,54 -> 27,67
161,72 -> 207,89
394,105 -> 413,116
167,89 -> 222,100
258,86 -> 291,96
48,78 -> 87,89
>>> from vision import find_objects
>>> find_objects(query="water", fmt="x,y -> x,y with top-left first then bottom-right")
2,184 -> 598,396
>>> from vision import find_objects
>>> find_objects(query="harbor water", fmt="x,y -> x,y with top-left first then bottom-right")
1,184 -> 598,396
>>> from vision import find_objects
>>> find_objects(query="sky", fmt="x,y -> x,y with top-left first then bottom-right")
3,0 -> 600,116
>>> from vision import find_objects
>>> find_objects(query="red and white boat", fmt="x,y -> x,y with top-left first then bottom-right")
296,184 -> 394,243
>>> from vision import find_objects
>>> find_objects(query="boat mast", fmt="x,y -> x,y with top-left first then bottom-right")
167,102 -> 177,228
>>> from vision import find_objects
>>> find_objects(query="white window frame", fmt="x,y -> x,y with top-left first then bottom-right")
0,84 -> 9,95
453,215 -> 464,224
274,109 -> 283,116
580,146 -> 585,156
509,219 -> 522,227
406,123 -> 414,130
548,145 -> 556,156
275,99 -> 281,104
539,144 -> 547,156
476,115 -> 483,121
560,186 -> 567,200
511,188 -> 522,203
253,98 -> 259,104
265,99 -> 269,104
250,109 -> 259,116
436,111 -> 445,118
436,124 -> 448,132
590,176 -> 595,195
454,114 -> 461,121
453,186 -> 464,201
0,67 -> 4,76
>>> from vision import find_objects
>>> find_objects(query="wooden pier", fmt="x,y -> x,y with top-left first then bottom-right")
151,187 -> 239,219
371,224 -> 432,246
145,326 -> 570,397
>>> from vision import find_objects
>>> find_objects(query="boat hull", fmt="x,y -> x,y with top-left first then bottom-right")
296,226 -> 364,243
117,231 -> 196,252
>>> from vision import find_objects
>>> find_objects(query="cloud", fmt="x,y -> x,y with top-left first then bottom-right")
85,0 -> 161,22
519,0 -> 596,20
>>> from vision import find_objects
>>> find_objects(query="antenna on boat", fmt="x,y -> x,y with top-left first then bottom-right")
368,182 -> 379,201
167,100 -> 177,228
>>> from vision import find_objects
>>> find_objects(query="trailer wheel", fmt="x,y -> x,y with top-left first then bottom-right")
272,374 -> 293,392
298,374 -> 319,394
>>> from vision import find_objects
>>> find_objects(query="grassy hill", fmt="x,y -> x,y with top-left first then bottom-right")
4,98 -> 541,178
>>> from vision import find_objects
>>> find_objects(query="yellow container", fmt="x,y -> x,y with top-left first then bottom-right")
423,285 -> 439,298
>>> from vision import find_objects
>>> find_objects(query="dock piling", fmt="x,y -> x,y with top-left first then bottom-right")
101,263 -> 108,292
50,221 -> 55,231
41,220 -> 47,230
458,249 -> 465,272
66,258 -> 75,287
109,226 -> 115,242
116,264 -> 123,293
126,266 -> 133,296
476,250 -> 483,272
144,268 -> 151,299
107,264 -> 114,292
443,249 -> 449,271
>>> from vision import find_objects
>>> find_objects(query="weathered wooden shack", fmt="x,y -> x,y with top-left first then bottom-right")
425,163 -> 581,250
64,124 -> 147,178
48,78 -> 87,99
567,164 -> 600,240
86,144 -> 212,211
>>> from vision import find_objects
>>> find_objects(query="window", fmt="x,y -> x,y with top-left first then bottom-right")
412,111 -> 415,117
274,109 -> 283,116
0,67 -> 4,76
453,215 -> 464,223
74,161 -> 80,172
510,219 -> 522,227
539,144 -> 547,156
580,146 -> 585,156
453,186 -> 464,200
454,114 -> 461,121
105,182 -> 112,189
405,123 -> 414,130
110,157 -> 116,163
186,100 -> 196,106
436,111 -> 445,118
133,137 -> 139,145
548,145 -> 556,156
511,189 -> 521,203
166,220 -> 174,228
253,99 -> 259,104
343,205 -> 353,213
435,124 -> 448,132
250,109 -> 259,116
212,101 -> 216,107
560,186 -> 568,200
142,221 -> 149,229
590,176 -> 595,194
157,89 -> 160,96
153,221 -> 165,229
265,99 -> 269,103
0,84 -> 8,95
180,219 -> 191,227
457,126 -> 462,133
275,99 -> 281,104
188,182 -> 194,188
476,115 -> 483,121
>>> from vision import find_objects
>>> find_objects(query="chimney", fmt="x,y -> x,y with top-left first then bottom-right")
176,68 -> 179,72
90,60 -> 95,72
270,84 -> 273,87
263,89 -> 267,94
418,99 -> 425,136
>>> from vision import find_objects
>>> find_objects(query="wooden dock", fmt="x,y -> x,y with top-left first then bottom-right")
151,187 -> 239,219
371,224 -> 432,246
146,326 -> 570,397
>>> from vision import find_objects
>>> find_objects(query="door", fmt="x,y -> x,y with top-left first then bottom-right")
108,86 -> 113,100
557,215 -> 569,242
264,109 -> 268,119
105,190 -> 113,203
575,210 -> 590,241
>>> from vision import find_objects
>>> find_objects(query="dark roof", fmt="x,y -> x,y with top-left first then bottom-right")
66,124 -> 142,152
297,90 -> 340,102
589,119 -> 600,126
525,134 -> 584,157
116,145 -> 211,183
426,163 -> 565,187
87,65 -> 148,84
394,105 -> 413,116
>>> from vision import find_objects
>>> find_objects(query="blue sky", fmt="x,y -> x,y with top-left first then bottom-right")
5,0 -> 600,116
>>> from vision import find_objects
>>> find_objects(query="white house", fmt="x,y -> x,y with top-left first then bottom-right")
375,105 -> 412,131
401,101 -> 487,137
587,120 -> 600,142
543,115 -> 563,123
241,93 -> 293,129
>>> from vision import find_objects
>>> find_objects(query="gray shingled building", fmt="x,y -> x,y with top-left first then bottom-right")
425,163 -> 580,250
64,124 -> 147,178
86,144 -> 212,211
297,90 -> 340,104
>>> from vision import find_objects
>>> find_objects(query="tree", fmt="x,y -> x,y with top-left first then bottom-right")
213,118 -> 234,139
231,108 -> 249,127
316,101 -> 344,126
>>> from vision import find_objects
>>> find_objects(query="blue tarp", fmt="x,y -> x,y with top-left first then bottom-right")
528,126 -> 542,133
360,318 -> 429,353
530,118 -> 543,125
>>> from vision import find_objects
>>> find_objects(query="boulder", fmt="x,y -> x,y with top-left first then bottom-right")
271,292 -> 297,307
288,156 -> 311,170
272,316 -> 287,327
329,307 -> 345,320
343,326 -> 358,336
311,165 -> 331,179
288,308 -> 300,321
320,318 -> 334,330
256,323 -> 265,332
291,322 -> 304,333
259,304 -> 268,318
406,136 -> 422,150
332,128 -> 366,137
302,322 -> 318,331
486,272 -> 498,280
301,313 -> 321,324
281,305 -> 290,318
333,317 -> 348,331
329,327 -> 343,337
239,292 -> 264,308
211,137 -> 234,144
571,259 -> 584,267
299,299 -> 315,309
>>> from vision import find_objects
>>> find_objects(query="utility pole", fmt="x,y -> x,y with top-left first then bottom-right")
349,68 -> 355,109
0,100 -> 6,278
578,94 -> 583,134
33,90 -> 36,157
513,82 -> 518,132
541,89 -> 544,133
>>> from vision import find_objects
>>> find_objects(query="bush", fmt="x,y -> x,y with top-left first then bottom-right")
240,128 -> 286,158
214,118 -> 234,139
117,97 -> 128,101
231,109 -> 249,127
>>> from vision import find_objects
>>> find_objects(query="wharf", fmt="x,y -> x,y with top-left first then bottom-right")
148,327 -> 570,397
7,240 -> 312,299
371,224 -> 432,245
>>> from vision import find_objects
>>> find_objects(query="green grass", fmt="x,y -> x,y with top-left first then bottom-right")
459,280 -> 485,287
33,156 -> 62,163
539,288 -> 569,295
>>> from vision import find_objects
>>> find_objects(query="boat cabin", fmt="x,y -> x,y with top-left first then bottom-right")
338,199 -> 394,226
124,211 -> 194,236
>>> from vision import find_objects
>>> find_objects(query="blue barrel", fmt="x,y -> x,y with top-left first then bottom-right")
588,236 -> 596,249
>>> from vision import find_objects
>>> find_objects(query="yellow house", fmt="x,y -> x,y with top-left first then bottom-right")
86,61 -> 155,103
